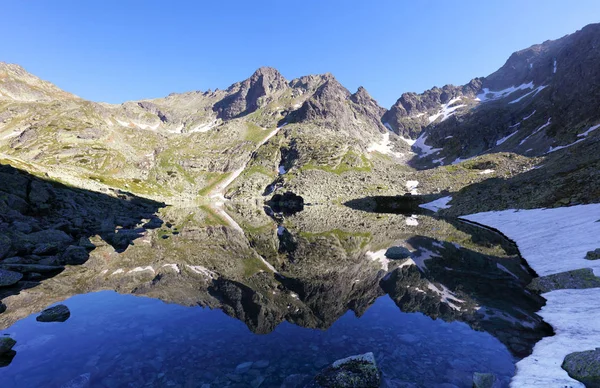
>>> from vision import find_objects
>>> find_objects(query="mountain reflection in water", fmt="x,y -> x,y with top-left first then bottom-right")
0,203 -> 552,387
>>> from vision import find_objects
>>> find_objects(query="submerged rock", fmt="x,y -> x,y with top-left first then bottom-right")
472,372 -> 496,388
308,352 -> 381,388
0,336 -> 16,354
562,348 -> 600,388
36,304 -> 70,322
527,268 -> 600,293
0,269 -> 23,287
60,372 -> 91,388
586,249 -> 600,260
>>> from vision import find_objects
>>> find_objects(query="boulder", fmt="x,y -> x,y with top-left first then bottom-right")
528,268 -> 600,293
0,235 -> 11,259
0,269 -> 23,287
473,372 -> 496,388
586,249 -> 600,260
385,246 -> 411,260
0,336 -> 16,354
308,352 -> 381,388
562,348 -> 600,387
60,245 -> 88,265
36,304 -> 71,322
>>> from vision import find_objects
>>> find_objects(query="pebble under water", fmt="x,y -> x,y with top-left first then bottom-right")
1,290 -> 515,388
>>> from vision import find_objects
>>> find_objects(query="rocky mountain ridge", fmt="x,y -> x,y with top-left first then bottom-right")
1,23 -> 599,211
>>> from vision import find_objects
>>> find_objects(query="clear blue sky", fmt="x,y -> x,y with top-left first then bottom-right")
2,1 -> 599,107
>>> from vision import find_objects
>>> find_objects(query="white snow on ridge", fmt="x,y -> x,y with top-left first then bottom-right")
577,123 -> 600,138
405,215 -> 419,226
367,132 -> 403,158
546,124 -> 599,154
496,131 -> 518,146
479,169 -> 495,175
419,196 -> 452,212
413,133 -> 441,157
476,82 -> 534,103
428,97 -> 465,123
522,110 -> 536,120
519,117 -> 551,146
509,85 -> 547,104
189,119 -> 219,133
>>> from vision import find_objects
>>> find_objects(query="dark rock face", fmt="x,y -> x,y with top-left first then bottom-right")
562,348 -> 600,388
36,304 -> 70,322
267,192 -> 305,215
307,352 -> 381,388
0,336 -> 16,354
0,269 -> 22,287
473,372 -> 497,388
528,268 -> 600,293
0,163 -> 165,309
214,67 -> 289,120
586,249 -> 600,260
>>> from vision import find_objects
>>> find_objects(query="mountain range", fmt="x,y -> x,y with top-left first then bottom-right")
1,23 -> 600,213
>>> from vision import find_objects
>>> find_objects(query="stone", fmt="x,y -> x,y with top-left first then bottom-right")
0,235 -> 11,259
235,361 -> 253,374
385,246 -> 411,260
250,375 -> 265,388
0,336 -> 16,354
472,372 -> 496,388
60,373 -> 91,388
527,268 -> 600,293
0,302 -> 6,314
60,245 -> 89,265
398,333 -> 419,345
562,348 -> 600,387
0,269 -> 23,287
253,360 -> 269,369
36,304 -> 71,322
586,249 -> 600,260
308,352 -> 381,388
1,263 -> 63,273
12,221 -> 33,234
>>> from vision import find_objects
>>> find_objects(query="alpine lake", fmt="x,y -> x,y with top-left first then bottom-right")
0,199 -> 553,388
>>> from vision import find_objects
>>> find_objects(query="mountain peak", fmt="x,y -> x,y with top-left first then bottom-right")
0,62 -> 77,102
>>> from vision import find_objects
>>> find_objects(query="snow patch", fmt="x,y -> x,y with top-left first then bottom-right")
496,131 -> 518,146
187,265 -> 217,279
462,204 -> 600,277
367,132 -> 403,158
428,97 -> 465,123
161,264 -> 180,274
479,169 -> 495,175
519,117 -> 551,146
553,59 -> 557,74
366,250 -> 390,271
278,165 -> 286,174
509,85 -> 547,104
419,196 -> 452,212
189,119 -> 218,133
476,82 -> 534,103
413,133 -> 442,157
426,282 -> 465,311
405,215 -> 419,226
405,180 -> 419,195
522,110 -> 536,120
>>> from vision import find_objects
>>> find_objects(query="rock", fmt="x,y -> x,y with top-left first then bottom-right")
280,374 -> 310,388
36,304 -> 70,322
60,245 -> 89,265
562,348 -> 600,387
385,246 -> 411,260
586,249 -> 600,260
253,359 -> 270,369
12,221 -> 33,234
60,373 -> 91,388
0,302 -> 6,314
398,333 -> 419,345
0,235 -> 11,259
235,361 -> 253,374
472,372 -> 496,388
0,336 -> 16,354
0,269 -> 23,287
528,268 -> 600,293
1,263 -> 63,273
250,375 -> 265,388
78,237 -> 96,250
308,352 -> 381,388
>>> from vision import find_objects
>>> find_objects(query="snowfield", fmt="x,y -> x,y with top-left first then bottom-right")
462,204 -> 600,387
